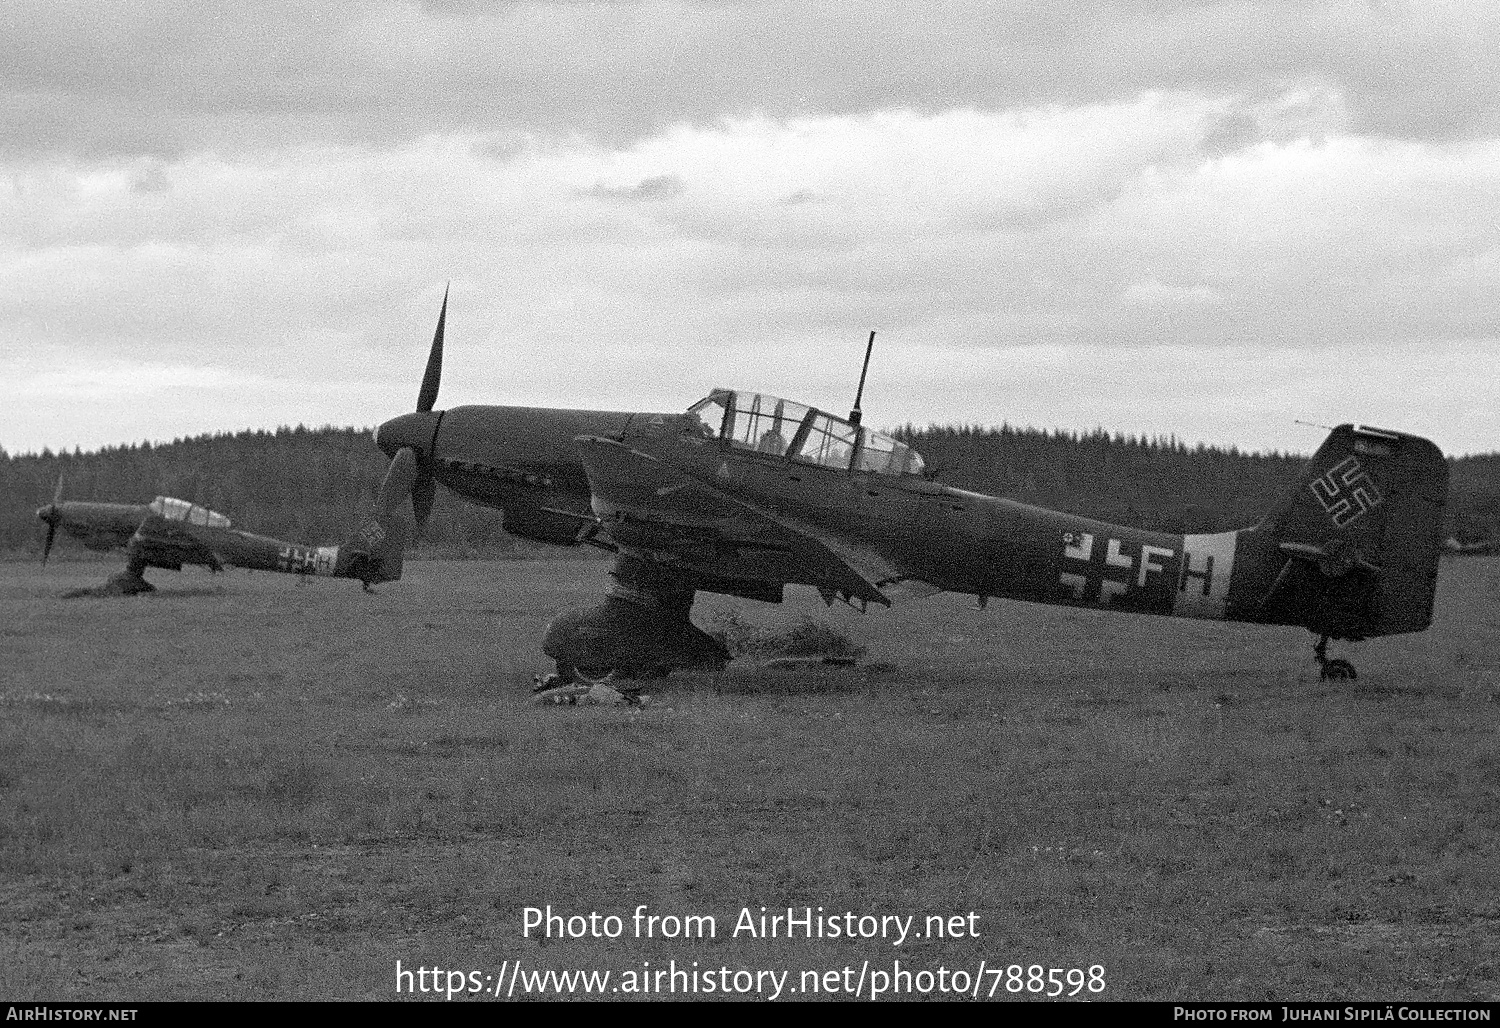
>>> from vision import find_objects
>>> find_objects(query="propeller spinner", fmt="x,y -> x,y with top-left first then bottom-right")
374,286 -> 448,537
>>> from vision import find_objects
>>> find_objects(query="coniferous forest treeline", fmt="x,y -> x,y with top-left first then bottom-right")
3,424 -> 1498,557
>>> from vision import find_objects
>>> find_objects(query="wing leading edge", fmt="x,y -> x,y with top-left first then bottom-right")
574,435 -> 894,608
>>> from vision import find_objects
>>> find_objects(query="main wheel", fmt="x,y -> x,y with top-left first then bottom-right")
1319,658 -> 1358,682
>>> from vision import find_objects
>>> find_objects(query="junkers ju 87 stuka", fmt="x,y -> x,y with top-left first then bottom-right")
372,294 -> 1448,687
37,481 -> 404,595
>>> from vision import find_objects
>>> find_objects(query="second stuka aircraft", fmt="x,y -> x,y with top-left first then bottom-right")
36,480 -> 405,595
373,293 -> 1448,686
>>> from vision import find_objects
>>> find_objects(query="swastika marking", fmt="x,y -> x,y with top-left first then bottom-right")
1309,456 -> 1382,528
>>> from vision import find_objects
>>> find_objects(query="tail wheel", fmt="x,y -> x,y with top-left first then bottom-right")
1319,658 -> 1358,682
1312,634 -> 1358,682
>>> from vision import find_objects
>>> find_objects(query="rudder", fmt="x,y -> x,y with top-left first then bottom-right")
1258,425 -> 1447,638
338,514 -> 407,586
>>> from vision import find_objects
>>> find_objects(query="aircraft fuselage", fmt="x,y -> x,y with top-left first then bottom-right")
38,500 -> 395,585
383,402 -> 1447,643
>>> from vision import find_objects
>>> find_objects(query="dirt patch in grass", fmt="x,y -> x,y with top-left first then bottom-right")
711,611 -> 869,660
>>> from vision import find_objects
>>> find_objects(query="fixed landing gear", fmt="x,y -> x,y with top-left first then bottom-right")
538,554 -> 729,688
1313,634 -> 1358,682
64,561 -> 155,598
101,557 -> 155,596
105,568 -> 156,596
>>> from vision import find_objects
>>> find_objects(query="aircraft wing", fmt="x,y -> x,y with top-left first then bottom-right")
79,529 -> 137,552
575,436 -> 893,608
126,514 -> 222,570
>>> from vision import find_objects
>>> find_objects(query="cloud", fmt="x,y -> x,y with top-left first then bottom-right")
580,173 -> 686,201
1120,279 -> 1225,309
0,360 -> 390,453
4,1 -> 1499,162
4,91 -> 1500,455
4,2 -> 1500,455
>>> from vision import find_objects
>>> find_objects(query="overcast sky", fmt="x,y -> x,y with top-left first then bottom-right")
3,0 -> 1499,457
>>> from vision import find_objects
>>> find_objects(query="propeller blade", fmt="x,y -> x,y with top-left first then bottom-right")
52,473 -> 64,505
416,285 -> 447,414
412,472 -> 436,536
378,447 -> 419,519
43,522 -> 56,565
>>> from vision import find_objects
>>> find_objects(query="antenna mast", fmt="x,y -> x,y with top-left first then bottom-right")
849,330 -> 876,428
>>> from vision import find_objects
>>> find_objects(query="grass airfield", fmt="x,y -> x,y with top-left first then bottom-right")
1,556 -> 1497,1002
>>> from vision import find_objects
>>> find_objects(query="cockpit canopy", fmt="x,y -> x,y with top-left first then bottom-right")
149,496 -> 232,529
685,389 -> 925,477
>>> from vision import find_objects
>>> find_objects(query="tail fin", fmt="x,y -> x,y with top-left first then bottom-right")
337,513 -> 407,587
1257,424 -> 1447,637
